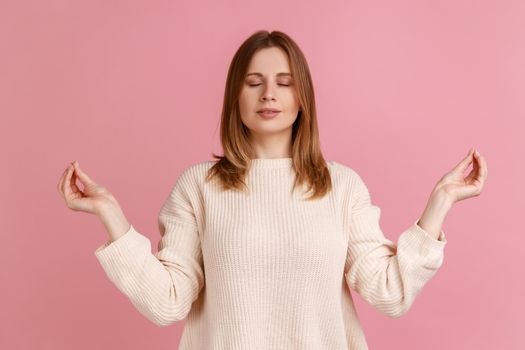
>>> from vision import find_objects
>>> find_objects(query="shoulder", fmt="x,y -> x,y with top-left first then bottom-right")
180,159 -> 217,178
327,160 -> 372,201
169,159 -> 218,191
327,160 -> 363,184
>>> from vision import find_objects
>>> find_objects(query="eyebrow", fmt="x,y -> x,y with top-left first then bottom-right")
245,72 -> 293,78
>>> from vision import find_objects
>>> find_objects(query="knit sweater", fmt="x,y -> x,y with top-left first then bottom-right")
94,158 -> 447,350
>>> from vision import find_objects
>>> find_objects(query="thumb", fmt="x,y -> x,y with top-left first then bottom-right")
72,161 -> 97,186
452,148 -> 475,174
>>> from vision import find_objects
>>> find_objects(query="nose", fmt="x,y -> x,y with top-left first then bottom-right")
260,84 -> 276,102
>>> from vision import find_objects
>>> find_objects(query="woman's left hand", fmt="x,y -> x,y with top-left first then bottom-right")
433,147 -> 488,204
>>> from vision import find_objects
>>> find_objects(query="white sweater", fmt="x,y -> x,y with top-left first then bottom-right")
94,158 -> 447,349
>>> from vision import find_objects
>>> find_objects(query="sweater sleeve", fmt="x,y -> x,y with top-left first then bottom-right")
343,170 -> 447,318
93,168 -> 205,327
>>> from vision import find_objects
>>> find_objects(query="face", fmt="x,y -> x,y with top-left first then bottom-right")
238,47 -> 300,141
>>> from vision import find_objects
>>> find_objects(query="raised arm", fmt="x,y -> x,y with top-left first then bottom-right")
94,168 -> 205,326
343,170 -> 447,318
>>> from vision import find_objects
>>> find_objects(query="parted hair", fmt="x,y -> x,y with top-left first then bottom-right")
205,30 -> 332,201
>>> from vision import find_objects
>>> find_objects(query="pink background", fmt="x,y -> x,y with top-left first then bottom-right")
2,0 -> 524,349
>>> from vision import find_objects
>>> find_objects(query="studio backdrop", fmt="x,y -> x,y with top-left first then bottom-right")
2,0 -> 523,349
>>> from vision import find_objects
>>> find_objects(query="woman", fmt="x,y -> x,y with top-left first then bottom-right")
57,30 -> 487,349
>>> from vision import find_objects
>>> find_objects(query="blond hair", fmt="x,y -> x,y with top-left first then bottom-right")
205,30 -> 332,201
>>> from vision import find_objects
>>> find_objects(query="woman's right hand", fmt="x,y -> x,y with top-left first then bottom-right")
57,161 -> 118,216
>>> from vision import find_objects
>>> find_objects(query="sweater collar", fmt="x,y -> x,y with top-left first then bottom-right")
249,157 -> 293,169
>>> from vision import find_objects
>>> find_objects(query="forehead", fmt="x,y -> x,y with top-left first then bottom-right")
246,47 -> 292,77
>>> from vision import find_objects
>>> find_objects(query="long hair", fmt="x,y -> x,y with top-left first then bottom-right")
205,30 -> 332,201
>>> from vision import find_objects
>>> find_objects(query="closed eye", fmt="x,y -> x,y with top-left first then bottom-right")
248,84 -> 290,87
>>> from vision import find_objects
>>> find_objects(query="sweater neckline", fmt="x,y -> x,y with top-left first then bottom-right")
249,157 -> 293,169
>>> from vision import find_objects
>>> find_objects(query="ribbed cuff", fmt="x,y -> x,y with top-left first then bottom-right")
94,224 -> 147,261
399,220 -> 447,259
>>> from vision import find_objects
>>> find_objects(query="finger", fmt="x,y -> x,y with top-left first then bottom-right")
452,148 -> 475,173
464,168 -> 477,184
70,170 -> 82,195
474,151 -> 488,184
464,152 -> 480,183
62,164 -> 75,197
57,165 -> 71,197
475,153 -> 489,180
73,162 -> 97,186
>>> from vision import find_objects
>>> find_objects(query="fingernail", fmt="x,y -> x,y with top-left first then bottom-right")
475,150 -> 480,157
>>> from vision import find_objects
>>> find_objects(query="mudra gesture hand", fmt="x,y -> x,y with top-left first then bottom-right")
434,148 -> 488,203
57,161 -> 119,215
415,147 -> 488,239
57,161 -> 130,242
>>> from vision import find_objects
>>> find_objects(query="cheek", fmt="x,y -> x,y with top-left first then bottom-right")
238,96 -> 247,114
284,89 -> 299,106
238,92 -> 256,122
239,90 -> 253,109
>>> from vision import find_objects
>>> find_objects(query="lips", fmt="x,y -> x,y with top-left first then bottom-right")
257,108 -> 281,112
257,110 -> 280,119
